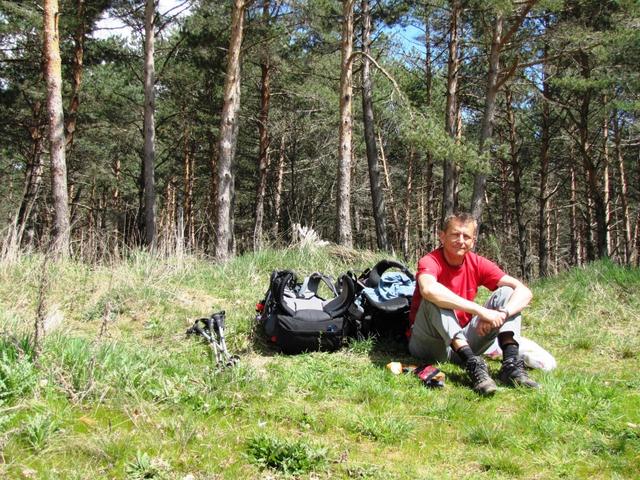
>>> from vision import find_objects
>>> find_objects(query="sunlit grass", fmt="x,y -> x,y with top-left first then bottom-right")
0,251 -> 638,478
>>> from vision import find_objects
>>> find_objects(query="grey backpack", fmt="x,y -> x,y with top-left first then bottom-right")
257,270 -> 356,354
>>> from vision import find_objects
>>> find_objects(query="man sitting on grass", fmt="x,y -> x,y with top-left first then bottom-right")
408,212 -> 539,395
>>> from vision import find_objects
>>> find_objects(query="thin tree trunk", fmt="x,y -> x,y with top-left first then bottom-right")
424,8 -> 434,248
44,0 -> 70,256
253,0 -> 272,252
538,51 -> 551,277
569,162 -> 580,266
15,101 -> 45,244
272,135 -> 286,241
65,0 -> 86,148
470,1 -> 536,221
215,0 -> 246,261
552,205 -> 559,274
143,0 -> 156,247
577,56 -> 607,259
402,148 -> 414,259
443,0 -> 460,222
506,88 -> 531,281
207,107 -> 218,252
378,132 -> 400,245
182,124 -> 194,248
336,0 -> 356,247
470,13 -> 502,221
602,99 -> 611,255
584,170 -> 596,262
635,208 -> 640,267
361,0 -> 388,251
613,111 -> 632,264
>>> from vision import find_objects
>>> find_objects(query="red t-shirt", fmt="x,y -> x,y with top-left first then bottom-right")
408,248 -> 506,329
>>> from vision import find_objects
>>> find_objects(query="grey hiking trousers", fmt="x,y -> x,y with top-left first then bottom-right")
408,286 -> 521,364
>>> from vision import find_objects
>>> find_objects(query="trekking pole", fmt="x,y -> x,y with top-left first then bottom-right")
207,312 -> 224,367
186,311 -> 238,370
211,311 -> 238,368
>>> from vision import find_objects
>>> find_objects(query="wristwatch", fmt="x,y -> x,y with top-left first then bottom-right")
498,306 -> 510,317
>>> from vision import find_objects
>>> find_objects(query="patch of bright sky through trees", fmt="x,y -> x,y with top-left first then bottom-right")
94,0 -> 425,56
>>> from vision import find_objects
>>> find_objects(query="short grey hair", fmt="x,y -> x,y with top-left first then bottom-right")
441,212 -> 477,233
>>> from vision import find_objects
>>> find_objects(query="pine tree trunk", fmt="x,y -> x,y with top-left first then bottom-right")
44,0 -> 70,256
402,148 -> 414,259
470,1 -> 535,221
272,135 -> 286,242
635,209 -> 640,267
506,89 -> 531,281
182,125 -> 194,249
442,0 -> 460,222
569,162 -> 580,266
584,171 -> 596,262
423,9 -> 435,249
470,13 -> 502,221
253,0 -> 272,252
602,100 -> 612,255
143,0 -> 156,247
361,0 -> 388,251
578,89 -> 607,258
215,0 -> 246,261
378,132 -> 400,246
538,54 -> 551,277
613,111 -> 632,264
336,0 -> 355,247
15,101 -> 45,244
65,0 -> 86,149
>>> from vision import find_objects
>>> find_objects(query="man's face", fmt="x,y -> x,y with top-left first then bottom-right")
439,219 -> 476,260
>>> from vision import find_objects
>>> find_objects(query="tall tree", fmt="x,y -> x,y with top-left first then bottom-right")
361,0 -> 389,251
142,0 -> 156,247
253,0 -> 272,252
470,0 -> 537,221
64,0 -> 86,148
538,39 -> 551,277
215,0 -> 248,261
442,0 -> 461,222
336,0 -> 355,248
44,0 -> 70,256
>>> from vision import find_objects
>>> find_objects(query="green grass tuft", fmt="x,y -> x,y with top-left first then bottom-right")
246,432 -> 328,475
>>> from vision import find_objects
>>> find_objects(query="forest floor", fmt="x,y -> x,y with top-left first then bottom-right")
0,247 -> 639,479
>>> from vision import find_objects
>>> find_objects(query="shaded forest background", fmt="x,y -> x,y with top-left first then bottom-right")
1,0 -> 638,280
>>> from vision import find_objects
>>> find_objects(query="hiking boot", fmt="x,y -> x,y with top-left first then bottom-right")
498,357 -> 539,388
465,356 -> 497,396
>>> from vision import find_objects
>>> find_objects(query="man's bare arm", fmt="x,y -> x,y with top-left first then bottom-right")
418,274 -> 504,324
496,275 -> 533,317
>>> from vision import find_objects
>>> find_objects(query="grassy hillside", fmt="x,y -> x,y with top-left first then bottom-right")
0,249 -> 639,479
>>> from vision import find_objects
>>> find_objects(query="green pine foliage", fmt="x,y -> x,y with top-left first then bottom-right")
0,249 -> 638,478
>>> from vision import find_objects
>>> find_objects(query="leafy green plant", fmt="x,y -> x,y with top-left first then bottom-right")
125,451 -> 170,479
0,335 -> 37,403
23,413 -> 59,450
246,433 -> 328,475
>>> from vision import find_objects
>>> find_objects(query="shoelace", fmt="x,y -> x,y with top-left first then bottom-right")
467,359 -> 489,381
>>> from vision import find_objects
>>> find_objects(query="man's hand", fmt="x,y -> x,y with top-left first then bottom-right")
476,307 -> 507,336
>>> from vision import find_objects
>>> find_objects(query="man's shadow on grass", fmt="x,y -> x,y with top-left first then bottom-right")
358,334 -> 483,391
247,321 -> 492,391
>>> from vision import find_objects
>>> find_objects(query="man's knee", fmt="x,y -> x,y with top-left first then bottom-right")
491,286 -> 514,306
496,285 -> 514,297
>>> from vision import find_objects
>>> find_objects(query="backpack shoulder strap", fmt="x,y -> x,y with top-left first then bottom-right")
323,274 -> 355,317
272,270 -> 297,316
368,259 -> 415,287
299,272 -> 337,299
